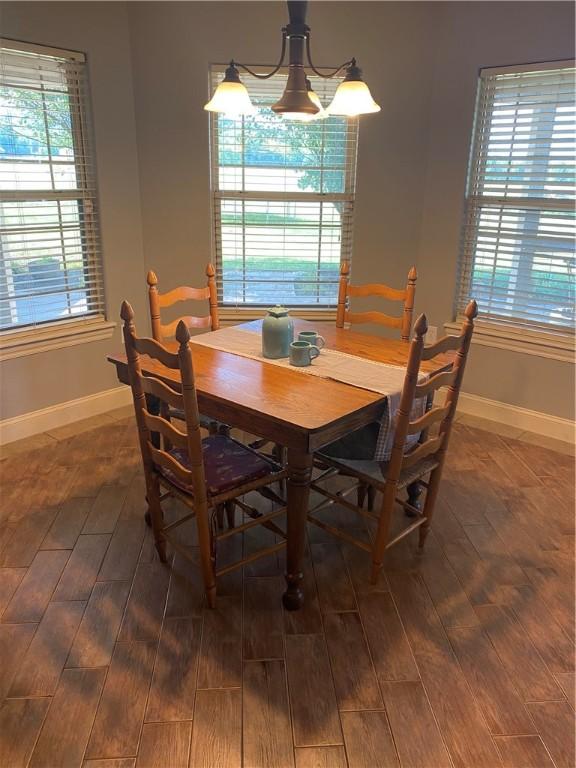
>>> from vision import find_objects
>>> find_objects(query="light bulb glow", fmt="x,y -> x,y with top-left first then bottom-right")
204,81 -> 256,116
326,80 -> 381,117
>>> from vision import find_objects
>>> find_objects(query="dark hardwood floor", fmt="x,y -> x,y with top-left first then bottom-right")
0,409 -> 574,768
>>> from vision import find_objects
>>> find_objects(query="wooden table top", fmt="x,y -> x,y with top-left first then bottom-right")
108,319 -> 452,451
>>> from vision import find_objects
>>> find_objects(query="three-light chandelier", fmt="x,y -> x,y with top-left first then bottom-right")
205,0 -> 381,120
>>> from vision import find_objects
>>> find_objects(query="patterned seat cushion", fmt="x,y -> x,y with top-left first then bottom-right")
157,435 -> 275,496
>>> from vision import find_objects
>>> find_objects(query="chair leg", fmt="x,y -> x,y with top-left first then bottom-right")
418,467 -> 442,549
195,498 -> 217,608
367,486 -> 376,511
225,500 -> 236,528
147,478 -> 167,563
406,481 -> 423,517
357,484 -> 366,508
370,483 -> 396,585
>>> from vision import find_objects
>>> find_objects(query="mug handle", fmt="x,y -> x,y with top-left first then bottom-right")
308,345 -> 320,361
315,335 -> 325,349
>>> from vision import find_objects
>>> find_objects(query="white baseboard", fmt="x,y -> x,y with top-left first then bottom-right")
1,384 -> 573,447
0,386 -> 133,446
457,392 -> 574,443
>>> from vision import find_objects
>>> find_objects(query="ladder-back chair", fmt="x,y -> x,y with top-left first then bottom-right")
310,300 -> 478,584
147,263 -> 219,342
147,264 -> 225,435
121,301 -> 288,608
336,261 -> 417,341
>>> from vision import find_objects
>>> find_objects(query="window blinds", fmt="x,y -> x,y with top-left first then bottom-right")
456,61 -> 575,332
209,67 -> 358,307
0,40 -> 103,332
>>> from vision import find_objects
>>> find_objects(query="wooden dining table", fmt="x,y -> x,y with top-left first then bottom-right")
108,318 -> 452,610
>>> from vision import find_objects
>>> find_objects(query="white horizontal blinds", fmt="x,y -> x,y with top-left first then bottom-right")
210,67 -> 358,307
457,62 -> 576,331
0,40 -> 103,331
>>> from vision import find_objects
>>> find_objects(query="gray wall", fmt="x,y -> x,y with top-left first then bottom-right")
0,2 -> 574,422
0,2 -> 146,420
417,2 -> 575,419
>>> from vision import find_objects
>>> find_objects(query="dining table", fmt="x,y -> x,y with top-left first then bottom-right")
107,318 -> 452,610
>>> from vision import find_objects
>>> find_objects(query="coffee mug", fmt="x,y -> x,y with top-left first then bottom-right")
289,340 -> 320,367
298,330 -> 325,349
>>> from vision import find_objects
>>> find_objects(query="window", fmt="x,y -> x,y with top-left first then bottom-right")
209,67 -> 358,309
456,61 -> 575,335
0,40 -> 104,334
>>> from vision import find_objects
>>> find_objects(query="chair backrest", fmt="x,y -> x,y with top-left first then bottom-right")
147,263 -> 219,343
336,261 -> 417,341
121,300 -> 208,502
385,299 -> 478,485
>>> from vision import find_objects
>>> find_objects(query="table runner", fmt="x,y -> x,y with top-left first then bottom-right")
191,326 -> 425,461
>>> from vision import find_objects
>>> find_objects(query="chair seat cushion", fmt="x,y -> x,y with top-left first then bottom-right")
158,435 -> 275,496
317,453 -> 439,490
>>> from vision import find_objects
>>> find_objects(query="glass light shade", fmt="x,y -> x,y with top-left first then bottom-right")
204,81 -> 256,116
326,80 -> 381,117
283,87 -> 327,121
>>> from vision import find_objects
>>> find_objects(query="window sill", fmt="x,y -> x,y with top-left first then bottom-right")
218,307 -> 337,326
0,317 -> 116,361
444,319 -> 574,363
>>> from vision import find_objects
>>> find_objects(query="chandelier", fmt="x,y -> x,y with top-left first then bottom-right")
204,0 -> 381,120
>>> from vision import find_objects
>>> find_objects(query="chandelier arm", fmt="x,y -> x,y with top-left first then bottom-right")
305,34 -> 353,78
235,32 -> 287,80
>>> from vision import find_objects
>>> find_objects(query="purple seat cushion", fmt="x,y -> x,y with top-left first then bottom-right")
157,435 -> 275,496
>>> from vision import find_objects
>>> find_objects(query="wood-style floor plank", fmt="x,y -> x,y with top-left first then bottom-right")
66,579 -> 131,668
84,760 -> 136,768
83,485 -> 128,535
418,546 -> 480,628
294,746 -> 348,768
243,576 -> 284,660
29,668 -> 106,768
554,671 -> 575,710
189,689 -> 241,768
323,611 -> 382,710
97,517 -> 146,582
357,591 -> 420,683
2,549 -> 70,623
145,617 -> 201,723
0,698 -> 50,768
0,566 -> 26,615
243,660 -> 294,768
416,649 -> 503,768
164,549 -> 204,619
117,559 -> 170,643
285,633 -> 342,747
41,497 -> 92,550
493,736 -> 554,768
526,700 -> 576,768
340,710 -> 399,768
474,603 -> 563,702
9,600 -> 86,697
447,626 -> 534,736
85,641 -> 156,760
310,542 -> 356,612
387,571 -> 452,655
382,681 -> 452,768
0,622 -> 37,699
196,596 -> 242,689
135,722 -> 191,768
53,534 -> 110,602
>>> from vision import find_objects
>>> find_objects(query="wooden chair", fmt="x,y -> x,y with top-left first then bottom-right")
336,261 -> 417,341
309,300 -> 478,584
121,300 -> 288,607
147,265 -> 225,435
147,263 -> 219,342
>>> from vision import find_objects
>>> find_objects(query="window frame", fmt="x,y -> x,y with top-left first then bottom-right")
451,59 -> 575,360
0,38 -> 112,358
208,63 -> 358,318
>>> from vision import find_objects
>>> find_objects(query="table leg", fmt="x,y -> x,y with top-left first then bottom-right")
283,447 -> 313,611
